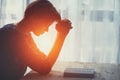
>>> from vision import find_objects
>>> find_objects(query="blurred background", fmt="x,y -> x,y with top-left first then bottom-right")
0,0 -> 120,64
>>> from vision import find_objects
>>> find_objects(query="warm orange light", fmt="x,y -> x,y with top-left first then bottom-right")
31,24 -> 57,55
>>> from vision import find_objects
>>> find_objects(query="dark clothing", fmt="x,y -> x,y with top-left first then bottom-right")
0,24 -> 50,80
0,24 -> 27,80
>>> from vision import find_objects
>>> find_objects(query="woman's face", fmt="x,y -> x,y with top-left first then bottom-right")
32,19 -> 54,36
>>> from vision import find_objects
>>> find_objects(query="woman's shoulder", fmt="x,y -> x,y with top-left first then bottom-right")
0,23 -> 16,32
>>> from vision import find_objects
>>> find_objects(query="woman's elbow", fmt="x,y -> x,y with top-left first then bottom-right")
43,68 -> 51,75
39,66 -> 51,75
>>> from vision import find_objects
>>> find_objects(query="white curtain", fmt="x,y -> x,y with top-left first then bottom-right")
0,0 -> 27,27
0,0 -> 120,64
0,0 -> 6,27
50,0 -> 120,64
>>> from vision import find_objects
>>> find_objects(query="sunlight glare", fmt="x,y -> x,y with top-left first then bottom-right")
31,23 -> 57,55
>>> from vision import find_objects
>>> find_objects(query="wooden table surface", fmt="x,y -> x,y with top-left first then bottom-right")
21,61 -> 120,80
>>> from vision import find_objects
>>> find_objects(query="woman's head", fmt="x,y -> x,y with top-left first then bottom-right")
24,0 -> 61,21
23,0 -> 61,35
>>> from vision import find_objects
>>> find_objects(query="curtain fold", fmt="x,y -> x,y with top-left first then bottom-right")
0,0 -> 6,27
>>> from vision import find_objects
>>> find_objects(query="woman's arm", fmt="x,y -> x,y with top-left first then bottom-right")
47,19 -> 72,67
20,19 -> 72,75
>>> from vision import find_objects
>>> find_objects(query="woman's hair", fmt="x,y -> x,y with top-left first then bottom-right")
24,0 -> 61,21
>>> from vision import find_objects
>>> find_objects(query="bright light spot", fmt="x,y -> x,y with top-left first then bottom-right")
31,23 -> 57,55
